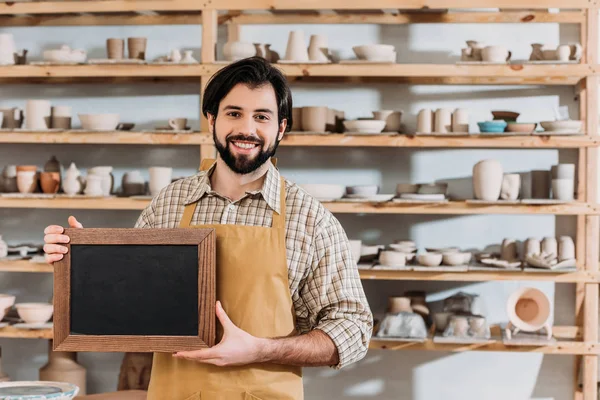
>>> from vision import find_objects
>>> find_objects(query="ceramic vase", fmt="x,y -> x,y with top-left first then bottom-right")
63,162 -> 82,196
284,30 -> 309,62
308,34 -> 329,62
25,100 -> 51,130
122,170 -> 146,196
0,236 -> 7,258
16,171 -> 37,194
417,109 -> 433,133
223,41 -> 255,62
39,341 -> 86,395
0,347 -> 9,382
472,159 -> 503,200
84,175 -> 103,197
149,167 -> 172,196
40,172 -> 60,194
301,106 -> 328,132
452,108 -> 469,133
89,166 -> 113,196
0,34 -> 16,65
434,108 -> 452,133
500,174 -> 520,200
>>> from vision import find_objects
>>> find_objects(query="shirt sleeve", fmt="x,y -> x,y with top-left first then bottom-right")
300,214 -> 373,369
134,201 -> 156,229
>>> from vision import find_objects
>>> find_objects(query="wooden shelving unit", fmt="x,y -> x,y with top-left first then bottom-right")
0,1 -> 598,399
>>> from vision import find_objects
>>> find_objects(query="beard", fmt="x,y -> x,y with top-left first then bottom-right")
213,128 -> 281,175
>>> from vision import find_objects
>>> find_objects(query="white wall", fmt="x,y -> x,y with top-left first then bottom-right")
0,13 -> 591,400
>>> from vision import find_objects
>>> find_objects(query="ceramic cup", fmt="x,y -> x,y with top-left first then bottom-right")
168,118 -> 187,130
128,37 -> 147,60
0,108 -> 23,129
107,38 -> 125,59
16,170 -> 37,194
149,167 -> 173,196
25,100 -> 51,130
482,45 -> 511,63
525,237 -> 541,256
552,178 -> 574,201
558,236 -> 575,261
372,110 -> 402,132
452,108 -> 469,133
541,237 -> 558,257
434,108 -> 452,133
551,163 -> 575,180
417,108 -> 433,133
52,116 -> 71,130
301,106 -> 328,132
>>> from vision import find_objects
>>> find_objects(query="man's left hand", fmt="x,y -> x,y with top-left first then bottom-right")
173,301 -> 264,367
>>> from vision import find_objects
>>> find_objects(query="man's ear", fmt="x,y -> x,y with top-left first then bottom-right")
207,113 -> 216,134
278,118 -> 287,141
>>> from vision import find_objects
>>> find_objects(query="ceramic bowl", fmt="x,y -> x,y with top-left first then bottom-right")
78,113 -> 120,131
343,119 -> 386,133
478,120 -> 508,133
491,111 -> 520,122
425,246 -> 460,253
442,252 -> 472,266
416,252 -> 443,267
389,243 -> 417,253
417,183 -> 448,195
352,44 -> 395,61
346,185 -> 379,197
43,45 -> 87,63
15,302 -> 53,324
298,184 -> 345,201
540,120 -> 582,133
379,250 -> 406,267
507,122 -> 537,133
0,294 -> 15,321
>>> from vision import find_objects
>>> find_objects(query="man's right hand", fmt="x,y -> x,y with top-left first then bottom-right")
43,216 -> 83,264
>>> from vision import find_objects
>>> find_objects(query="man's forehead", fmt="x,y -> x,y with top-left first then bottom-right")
219,83 -> 277,110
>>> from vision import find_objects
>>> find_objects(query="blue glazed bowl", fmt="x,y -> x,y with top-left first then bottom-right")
477,120 -> 508,133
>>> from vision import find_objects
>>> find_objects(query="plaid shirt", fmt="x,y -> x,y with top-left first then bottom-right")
134,161 -> 373,369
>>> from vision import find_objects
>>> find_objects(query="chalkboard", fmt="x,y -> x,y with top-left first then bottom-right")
53,228 -> 216,353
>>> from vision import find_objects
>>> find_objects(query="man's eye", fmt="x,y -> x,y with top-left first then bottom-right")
228,112 -> 240,117
255,115 -> 268,120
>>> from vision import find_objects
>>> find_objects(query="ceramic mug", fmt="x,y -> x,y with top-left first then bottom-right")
525,237 -> 541,256
168,118 -> 187,130
0,108 -> 23,129
552,178 -> 574,201
482,45 -> 511,63
558,236 -> 575,261
541,237 -> 558,257
417,109 -> 433,133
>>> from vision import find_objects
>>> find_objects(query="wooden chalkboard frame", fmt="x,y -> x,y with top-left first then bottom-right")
53,228 -> 216,352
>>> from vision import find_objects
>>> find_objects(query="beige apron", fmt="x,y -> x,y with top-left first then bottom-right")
147,159 -> 303,400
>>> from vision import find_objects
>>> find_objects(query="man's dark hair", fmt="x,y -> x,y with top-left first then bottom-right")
201,57 -> 293,132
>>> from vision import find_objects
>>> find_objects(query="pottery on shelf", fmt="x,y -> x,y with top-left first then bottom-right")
1,166 -> 17,193
376,311 -> 427,339
128,37 -> 147,60
284,31 -> 309,62
301,106 -> 328,132
308,34 -> 329,62
51,106 -> 72,130
13,49 -> 27,65
149,167 -> 173,196
122,170 -> 146,197
477,120 -> 507,133
388,297 -> 412,313
0,294 -> 15,320
540,120 -> 582,133
352,44 -> 395,62
106,38 -> 124,60
442,252 -> 471,266
552,163 -> 575,180
298,183 -> 344,201
0,108 -> 23,129
472,159 -> 503,200
223,41 -> 256,62
559,236 -> 575,261
434,108 -> 452,133
500,174 -> 521,200
43,45 -> 87,63
461,40 -> 485,61
506,287 -> 553,340
40,172 -> 60,194
25,100 -> 51,130
84,174 -> 103,197
169,49 -> 182,63
15,302 -> 53,324
501,238 -> 518,261
372,110 -> 402,132
89,166 -> 113,196
530,43 -> 582,62
552,178 -> 574,201
181,50 -> 197,63
168,118 -> 187,130
78,113 -> 120,131
452,108 -> 469,133
416,252 -> 443,267
343,119 -> 386,134
44,155 -> 62,173
39,341 -> 87,395
16,170 -> 37,194
507,122 -> 536,133
482,45 -> 511,62
0,33 -> 16,65
63,162 -> 82,196
379,250 -> 406,267
492,111 -> 520,123
417,109 -> 433,133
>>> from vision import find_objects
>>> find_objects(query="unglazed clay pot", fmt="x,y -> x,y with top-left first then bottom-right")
558,236 -> 575,261
472,159 -> 503,200
40,340 -> 87,395
284,30 -> 309,62
417,109 -> 433,133
223,41 -> 255,62
301,106 -> 327,132
372,110 -> 402,132
524,237 -> 541,256
452,108 -> 469,133
388,297 -> 412,313
25,100 -> 51,130
434,108 -> 452,133
127,37 -> 147,60
308,34 -> 329,62
40,172 -> 60,194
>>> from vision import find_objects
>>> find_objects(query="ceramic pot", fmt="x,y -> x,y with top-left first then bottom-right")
0,108 -> 23,129
0,236 -> 6,259
465,40 -> 485,60
84,175 -> 103,197
291,108 -> 303,131
541,237 -> 558,257
379,250 -> 406,267
89,166 -> 113,196
0,347 -> 9,382
2,165 -> 17,193
531,170 -> 551,199
552,178 -> 574,201
452,108 -> 469,133
169,49 -> 182,63
558,236 -> 575,261
388,297 -> 412,313
434,108 -> 452,133
149,167 -> 172,196
127,37 -> 147,60
301,106 -> 327,132
524,237 -> 541,256
40,172 -> 60,194
557,45 -> 570,62
501,238 -> 518,261
107,38 -> 124,59
284,30 -> 309,62
482,45 -> 511,62
308,34 -> 329,62
552,163 -> 575,180
506,287 -> 552,334
181,50 -> 197,63
0,294 -> 15,321
63,162 -> 82,195
223,41 -> 255,62
417,109 -> 433,133
372,110 -> 402,132
17,171 -> 37,194
529,43 -> 544,61
472,159 -> 503,200
122,170 -> 146,196
0,34 -> 16,65
25,100 -> 51,130
40,341 -> 87,395
500,174 -> 520,200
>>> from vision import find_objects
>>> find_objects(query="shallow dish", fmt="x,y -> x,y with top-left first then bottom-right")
478,120 -> 507,133
506,122 -> 537,133
491,111 -> 520,122
540,120 -> 582,133
343,119 -> 386,134
352,44 -> 395,61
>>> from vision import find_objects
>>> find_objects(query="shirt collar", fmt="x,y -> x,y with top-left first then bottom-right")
184,160 -> 281,214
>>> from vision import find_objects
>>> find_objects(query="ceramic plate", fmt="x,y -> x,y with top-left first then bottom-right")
277,60 -> 332,64
398,193 -> 446,201
0,381 -> 79,399
337,194 -> 394,203
12,322 -> 53,330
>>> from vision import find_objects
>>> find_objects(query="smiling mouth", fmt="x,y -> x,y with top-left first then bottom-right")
230,140 -> 260,150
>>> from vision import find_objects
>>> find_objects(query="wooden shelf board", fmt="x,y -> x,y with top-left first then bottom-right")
0,64 -> 590,85
0,326 -> 52,339
0,131 -> 211,145
0,12 -> 202,27
369,338 -> 598,355
282,133 -> 598,148
0,198 -> 595,214
0,260 -> 52,273
359,269 -> 600,282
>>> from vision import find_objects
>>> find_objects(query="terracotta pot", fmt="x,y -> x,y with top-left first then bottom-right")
127,37 -> 147,60
40,172 -> 60,194
472,159 -> 503,200
40,341 -> 87,395
107,38 -> 124,60
301,106 -> 327,132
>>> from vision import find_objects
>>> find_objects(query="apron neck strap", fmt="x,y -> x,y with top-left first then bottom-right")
180,159 -> 285,229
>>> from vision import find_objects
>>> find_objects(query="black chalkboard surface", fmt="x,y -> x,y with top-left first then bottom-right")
53,228 -> 216,352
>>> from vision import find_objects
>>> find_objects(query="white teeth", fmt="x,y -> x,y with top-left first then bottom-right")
233,142 -> 257,149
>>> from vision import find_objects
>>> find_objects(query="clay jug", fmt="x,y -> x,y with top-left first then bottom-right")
39,341 -> 86,395
472,159 -> 503,200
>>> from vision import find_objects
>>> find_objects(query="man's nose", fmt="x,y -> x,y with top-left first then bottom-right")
235,116 -> 257,135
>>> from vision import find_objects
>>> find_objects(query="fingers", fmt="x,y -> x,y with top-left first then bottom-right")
173,347 -> 219,361
44,225 -> 64,235
68,216 -> 83,228
45,253 -> 64,264
43,243 -> 68,254
43,234 -> 70,245
216,301 -> 233,328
